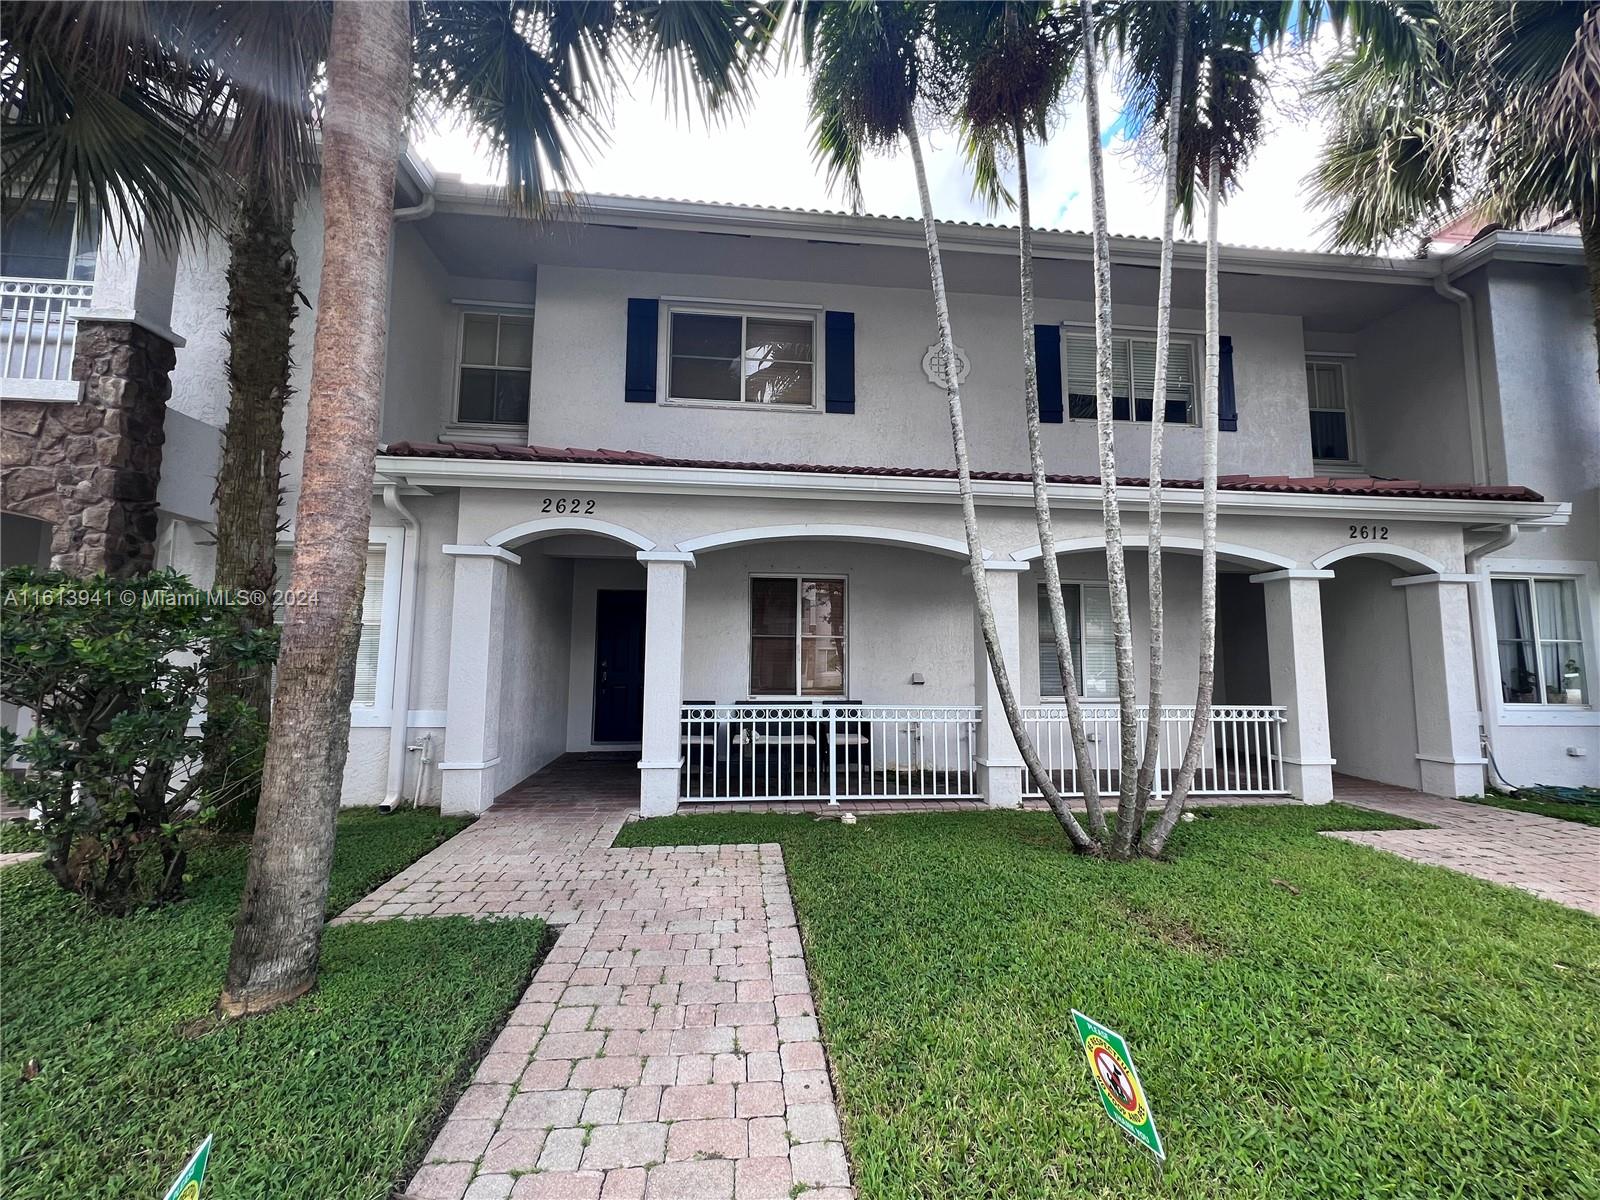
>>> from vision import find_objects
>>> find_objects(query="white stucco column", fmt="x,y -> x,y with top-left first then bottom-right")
438,544 -> 518,815
80,211 -> 185,345
1253,569 -> 1336,804
1395,573 -> 1487,796
638,551 -> 694,817
975,561 -> 1029,809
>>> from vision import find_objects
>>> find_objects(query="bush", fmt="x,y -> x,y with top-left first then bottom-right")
0,567 -> 276,913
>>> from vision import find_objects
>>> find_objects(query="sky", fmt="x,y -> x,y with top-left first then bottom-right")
417,48 -> 1337,252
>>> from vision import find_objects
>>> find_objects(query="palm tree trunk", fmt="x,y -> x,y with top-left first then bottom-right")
203,180 -> 298,831
905,112 -> 1095,853
1127,0 -> 1189,852
1080,0 -> 1141,850
1146,149 -> 1222,858
1013,115 -> 1106,842
220,0 -> 411,1016
1582,203 -> 1600,389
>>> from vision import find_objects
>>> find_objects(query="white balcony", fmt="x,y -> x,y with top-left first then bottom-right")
2,277 -> 94,401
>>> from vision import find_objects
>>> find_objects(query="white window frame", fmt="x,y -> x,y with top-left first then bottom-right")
659,299 -> 824,413
747,573 -> 849,699
1037,581 -> 1116,701
276,527 -> 404,726
1061,323 -> 1199,427
1490,572 -> 1592,712
1305,355 -> 1357,466
450,307 -> 534,431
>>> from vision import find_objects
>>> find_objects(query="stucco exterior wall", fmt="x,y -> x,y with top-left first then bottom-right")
495,549 -> 574,793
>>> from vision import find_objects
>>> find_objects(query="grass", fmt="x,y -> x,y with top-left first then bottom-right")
1465,788 -> 1600,827
617,805 -> 1600,1200
2,809 -> 547,1200
0,822 -> 43,854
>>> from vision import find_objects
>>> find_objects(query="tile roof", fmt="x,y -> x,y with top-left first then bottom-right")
380,441 -> 1544,503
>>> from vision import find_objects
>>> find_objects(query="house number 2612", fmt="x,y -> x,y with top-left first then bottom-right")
1348,524 -> 1389,540
541,497 -> 596,514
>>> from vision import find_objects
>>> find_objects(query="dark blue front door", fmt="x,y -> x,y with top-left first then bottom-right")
593,589 -> 646,743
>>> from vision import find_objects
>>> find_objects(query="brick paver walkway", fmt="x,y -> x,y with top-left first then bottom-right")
1330,776 -> 1600,915
341,761 -> 854,1200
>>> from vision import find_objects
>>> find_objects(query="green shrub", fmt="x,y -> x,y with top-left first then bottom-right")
0,567 -> 276,912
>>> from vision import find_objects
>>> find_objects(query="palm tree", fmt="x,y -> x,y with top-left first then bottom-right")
220,0 -> 780,1016
805,0 -> 1097,852
941,2 -> 1109,842
1310,0 -> 1600,380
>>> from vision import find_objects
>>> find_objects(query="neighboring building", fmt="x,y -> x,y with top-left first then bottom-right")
3,152 -> 1596,813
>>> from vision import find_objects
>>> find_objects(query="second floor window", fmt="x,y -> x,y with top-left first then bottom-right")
456,311 -> 532,425
1038,583 -> 1116,700
1305,358 -> 1353,462
1065,331 -> 1196,425
750,575 -> 846,696
1492,576 -> 1589,706
668,305 -> 817,408
1,198 -> 99,281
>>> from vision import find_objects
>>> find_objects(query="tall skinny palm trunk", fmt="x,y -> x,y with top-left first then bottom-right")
1147,149 -> 1222,857
1013,116 -> 1105,840
221,0 -> 411,1016
1080,0 -> 1140,844
905,112 -> 1095,853
1124,0 -> 1189,853
204,180 -> 299,830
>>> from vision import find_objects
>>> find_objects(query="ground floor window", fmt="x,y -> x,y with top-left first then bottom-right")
750,575 -> 846,696
1492,576 -> 1589,705
275,543 -> 392,709
1038,583 -> 1116,700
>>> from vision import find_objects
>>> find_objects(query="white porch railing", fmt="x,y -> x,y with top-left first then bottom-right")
2,277 -> 94,392
680,703 -> 980,803
1021,705 -> 1288,798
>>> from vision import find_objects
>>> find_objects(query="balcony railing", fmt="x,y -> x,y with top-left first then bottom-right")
680,703 -> 980,803
1022,704 -> 1288,798
2,277 -> 94,397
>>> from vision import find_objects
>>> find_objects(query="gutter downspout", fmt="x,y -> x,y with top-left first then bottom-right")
1465,522 -> 1520,792
379,484 -> 421,812
1432,264 -> 1492,485
393,193 -> 435,223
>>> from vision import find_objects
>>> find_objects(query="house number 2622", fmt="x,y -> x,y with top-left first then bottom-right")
541,497 -> 596,514
1348,523 -> 1389,540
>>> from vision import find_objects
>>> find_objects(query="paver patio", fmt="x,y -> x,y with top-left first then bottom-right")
1330,775 -> 1600,915
342,762 -> 853,1200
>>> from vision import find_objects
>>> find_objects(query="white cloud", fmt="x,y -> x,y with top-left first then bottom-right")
417,52 -> 1336,252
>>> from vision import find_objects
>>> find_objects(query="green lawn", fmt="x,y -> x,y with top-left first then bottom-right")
617,805 -> 1600,1200
1,810 -> 547,1200
1466,789 -> 1600,827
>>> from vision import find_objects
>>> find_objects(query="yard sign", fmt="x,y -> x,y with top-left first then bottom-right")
162,1135 -> 212,1200
1071,1010 -> 1165,1162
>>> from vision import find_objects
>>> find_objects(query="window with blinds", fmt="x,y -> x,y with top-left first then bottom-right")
1064,332 -> 1195,424
1305,358 -> 1353,462
1038,583 -> 1116,699
275,547 -> 387,707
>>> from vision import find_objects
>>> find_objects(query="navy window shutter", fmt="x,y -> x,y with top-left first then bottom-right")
1217,334 -> 1237,431
625,298 -> 659,404
1035,324 -> 1063,423
824,311 -> 855,414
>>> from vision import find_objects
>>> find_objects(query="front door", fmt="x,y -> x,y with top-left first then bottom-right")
593,589 -> 646,743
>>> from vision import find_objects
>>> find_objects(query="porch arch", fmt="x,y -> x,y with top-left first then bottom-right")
1010,533 -> 1296,572
1311,543 -> 1445,575
677,523 -> 975,560
486,515 -> 656,552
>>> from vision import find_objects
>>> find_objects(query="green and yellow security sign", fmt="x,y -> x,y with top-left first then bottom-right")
1071,1010 -> 1165,1161
162,1136 -> 212,1200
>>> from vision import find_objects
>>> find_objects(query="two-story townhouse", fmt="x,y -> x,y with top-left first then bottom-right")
3,150 -> 1595,815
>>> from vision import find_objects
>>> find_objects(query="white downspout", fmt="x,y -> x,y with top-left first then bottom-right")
1431,264 -> 1492,485
1465,522 -> 1520,792
379,485 -> 421,812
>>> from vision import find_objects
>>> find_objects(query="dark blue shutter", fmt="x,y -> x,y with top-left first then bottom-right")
1217,334 -> 1237,432
625,298 -> 658,404
824,310 -> 855,414
1035,324 -> 1063,423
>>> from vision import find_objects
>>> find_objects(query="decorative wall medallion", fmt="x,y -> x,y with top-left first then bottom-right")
922,341 -> 972,388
